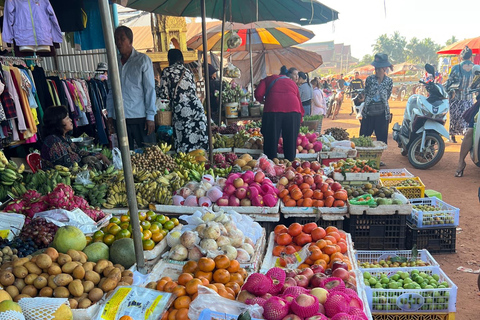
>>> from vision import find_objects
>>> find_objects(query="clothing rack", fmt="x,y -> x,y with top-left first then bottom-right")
0,55 -> 42,63
45,70 -> 98,79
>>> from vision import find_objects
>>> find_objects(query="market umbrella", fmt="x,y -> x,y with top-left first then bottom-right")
437,36 -> 480,55
186,21 -> 315,52
225,46 -> 323,86
124,0 -> 338,26
390,62 -> 419,77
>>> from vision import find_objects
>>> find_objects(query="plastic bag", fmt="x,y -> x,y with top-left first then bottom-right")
94,286 -> 174,320
112,147 -> 122,170
254,154 -> 275,176
331,140 -> 353,149
0,212 -> 25,240
110,133 -> 118,149
33,208 -> 109,234
349,194 -> 377,207
188,286 -> 263,320
75,170 -> 92,186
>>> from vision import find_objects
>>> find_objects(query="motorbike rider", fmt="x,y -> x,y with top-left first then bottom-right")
359,54 -> 393,166
349,72 -> 364,115
454,64 -> 480,177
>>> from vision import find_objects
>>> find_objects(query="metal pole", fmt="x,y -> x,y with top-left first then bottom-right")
201,0 -> 214,163
249,30 -> 254,101
98,0 -> 146,274
218,0 -> 227,125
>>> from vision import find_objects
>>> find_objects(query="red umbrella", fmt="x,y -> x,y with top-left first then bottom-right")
437,36 -> 480,55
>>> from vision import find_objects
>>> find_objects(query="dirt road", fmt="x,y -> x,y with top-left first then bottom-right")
322,99 -> 479,319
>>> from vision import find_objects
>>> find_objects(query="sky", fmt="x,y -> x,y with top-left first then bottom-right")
303,0 -> 480,59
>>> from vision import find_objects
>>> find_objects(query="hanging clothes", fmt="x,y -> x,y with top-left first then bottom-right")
50,0 -> 85,33
73,0 -> 105,50
32,66 -> 54,109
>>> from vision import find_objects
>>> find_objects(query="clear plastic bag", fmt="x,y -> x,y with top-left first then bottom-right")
188,286 -> 263,320
33,208 -> 108,234
75,170 -> 92,186
112,147 -> 123,170
254,154 -> 275,176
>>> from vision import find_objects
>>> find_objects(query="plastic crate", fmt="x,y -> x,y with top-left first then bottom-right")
346,214 -> 407,250
409,198 -> 459,228
380,177 -> 425,199
354,250 -> 439,270
372,312 -> 455,320
357,266 -> 457,313
379,168 -> 414,178
199,309 -> 263,320
406,223 -> 456,254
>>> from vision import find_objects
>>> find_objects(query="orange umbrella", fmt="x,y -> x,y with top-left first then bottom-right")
437,36 -> 480,55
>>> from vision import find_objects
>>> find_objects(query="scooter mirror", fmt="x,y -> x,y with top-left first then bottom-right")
425,64 -> 435,76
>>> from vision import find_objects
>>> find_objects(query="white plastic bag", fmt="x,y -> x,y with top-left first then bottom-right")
0,212 -> 25,240
112,147 -> 122,170
75,170 -> 92,186
33,208 -> 109,234
188,286 -> 263,320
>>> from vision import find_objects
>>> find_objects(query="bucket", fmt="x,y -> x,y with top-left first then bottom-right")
240,102 -> 249,117
225,102 -> 239,118
249,105 -> 261,117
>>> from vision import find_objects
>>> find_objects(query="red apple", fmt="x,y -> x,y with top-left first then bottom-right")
332,261 -> 348,272
325,178 -> 334,184
233,178 -> 244,188
294,173 -> 304,185
299,267 -> 314,280
294,275 -> 309,288
332,267 -> 350,281
291,160 -> 301,169
311,264 -> 325,274
254,171 -> 265,183
330,182 -> 342,192
313,174 -> 323,184
303,174 -> 314,186
309,273 -> 328,288
301,161 -> 311,169
311,161 -> 321,172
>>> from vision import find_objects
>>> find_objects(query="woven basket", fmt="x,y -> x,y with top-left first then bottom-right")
156,110 -> 172,126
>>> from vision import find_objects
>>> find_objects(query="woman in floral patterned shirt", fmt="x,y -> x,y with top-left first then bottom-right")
159,49 -> 208,153
359,53 -> 393,147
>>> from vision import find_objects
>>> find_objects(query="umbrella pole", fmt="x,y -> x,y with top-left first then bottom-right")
201,0 -> 214,163
249,29 -> 254,101
218,0 -> 227,125
97,0 -> 146,273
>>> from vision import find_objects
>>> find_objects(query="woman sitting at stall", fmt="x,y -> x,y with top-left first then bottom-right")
40,106 -> 110,169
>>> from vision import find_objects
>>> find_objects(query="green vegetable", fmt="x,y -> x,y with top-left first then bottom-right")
303,115 -> 324,121
351,135 -> 374,147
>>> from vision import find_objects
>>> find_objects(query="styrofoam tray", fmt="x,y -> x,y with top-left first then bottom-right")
212,199 -> 280,215
379,168 -> 414,178
278,153 -> 319,160
233,148 -> 263,155
348,201 -> 412,216
319,149 -> 357,159
353,249 -> 439,271
104,206 -> 205,215
280,201 -> 348,217
333,171 -> 381,181
213,148 -> 233,153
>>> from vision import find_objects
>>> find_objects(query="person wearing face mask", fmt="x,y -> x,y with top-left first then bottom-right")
95,62 -> 108,81
40,106 -> 110,169
359,54 -> 393,165
106,26 -> 157,150
298,72 -> 313,116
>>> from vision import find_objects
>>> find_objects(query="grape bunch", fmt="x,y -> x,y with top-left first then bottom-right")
265,173 -> 279,183
20,218 -> 59,248
0,238 -> 36,258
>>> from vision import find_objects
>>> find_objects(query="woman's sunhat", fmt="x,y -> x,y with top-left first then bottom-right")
371,53 -> 393,69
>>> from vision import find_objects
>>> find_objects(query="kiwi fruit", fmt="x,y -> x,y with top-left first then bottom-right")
107,268 -> 121,282
121,270 -> 133,278
44,248 -> 59,262
73,265 -> 85,280
47,264 -> 62,275
83,262 -> 95,272
78,298 -> 92,309
12,257 -> 29,268
57,254 -> 72,266
13,266 -> 28,279
69,298 -> 78,309
94,260 -> 109,274
113,264 -> 125,273
88,288 -> 104,302
5,285 -> 19,299
33,276 -> 47,289
21,285 -> 38,297
47,275 -> 58,289
84,271 -> 101,284
54,286 -> 70,298
35,254 -> 52,269
78,252 -> 88,264
120,276 -> 133,285
24,273 -> 38,285
53,274 -> 73,286
39,286 -> 53,297
100,278 -> 118,292
102,266 -> 115,277
145,282 -> 157,289
24,261 -> 42,275
62,262 -> 79,274
0,271 -> 15,286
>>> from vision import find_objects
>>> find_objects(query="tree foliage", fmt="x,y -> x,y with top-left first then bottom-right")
445,36 -> 458,46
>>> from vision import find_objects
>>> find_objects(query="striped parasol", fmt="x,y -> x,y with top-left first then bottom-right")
187,21 -> 315,52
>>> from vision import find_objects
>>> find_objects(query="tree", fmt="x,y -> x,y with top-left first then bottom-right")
445,36 -> 458,46
372,31 -> 406,64
406,37 -> 441,65
354,54 -> 374,68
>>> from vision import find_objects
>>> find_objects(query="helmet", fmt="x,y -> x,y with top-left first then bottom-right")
473,65 -> 480,75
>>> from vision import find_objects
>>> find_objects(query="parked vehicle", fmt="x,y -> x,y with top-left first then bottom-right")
350,88 -> 365,121
392,64 -> 449,169
391,83 -> 408,101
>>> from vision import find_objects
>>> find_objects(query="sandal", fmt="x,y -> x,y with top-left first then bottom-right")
454,163 -> 466,177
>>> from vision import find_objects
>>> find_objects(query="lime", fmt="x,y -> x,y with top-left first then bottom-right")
108,224 -> 122,236
171,218 -> 179,226
116,229 -> 131,240
103,234 -> 115,245
142,239 -> 155,250
140,220 -> 151,230
155,214 -> 167,224
109,217 -> 121,225
163,220 -> 175,231
146,211 -> 156,221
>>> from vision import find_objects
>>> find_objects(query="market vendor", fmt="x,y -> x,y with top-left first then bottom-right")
40,106 -> 110,169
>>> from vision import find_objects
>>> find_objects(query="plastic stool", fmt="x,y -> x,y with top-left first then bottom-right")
425,189 -> 442,200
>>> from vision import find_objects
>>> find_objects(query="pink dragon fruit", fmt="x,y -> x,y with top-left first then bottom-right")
72,196 -> 90,210
225,153 -> 238,165
47,184 -> 74,209
22,190 -> 42,203
4,199 -> 27,213
83,208 -> 106,221
213,153 -> 226,165
24,200 -> 48,218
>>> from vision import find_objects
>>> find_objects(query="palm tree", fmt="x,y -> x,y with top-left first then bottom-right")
445,36 -> 458,46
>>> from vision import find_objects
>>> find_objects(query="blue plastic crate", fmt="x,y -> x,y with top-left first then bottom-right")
199,309 -> 262,320
409,198 -> 459,229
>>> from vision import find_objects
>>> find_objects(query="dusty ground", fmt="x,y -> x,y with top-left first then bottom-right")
322,99 -> 479,319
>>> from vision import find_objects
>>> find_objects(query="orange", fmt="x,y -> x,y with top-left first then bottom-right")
198,276 -> 209,286
156,279 -> 168,291
337,241 -> 348,254
315,239 -> 327,249
229,273 -> 244,286
172,285 -> 187,297
175,308 -> 189,320
225,287 -> 235,297
331,252 -> 344,261
185,278 -> 202,295
164,281 -> 178,293
327,231 -> 341,242
152,232 -> 164,243
119,316 -> 134,320
178,273 -> 194,286
214,255 -> 231,269
182,261 -> 198,274
227,260 -> 240,273
213,269 -> 231,284
319,253 -> 330,263
238,268 -> 248,279
325,226 -> 339,234
198,257 -> 215,272
168,310 -> 178,320
309,248 -> 322,261
206,284 -> 219,292
160,276 -> 173,282
195,270 -> 212,282
314,259 -> 327,270
142,230 -> 152,240
323,245 -> 337,255
173,296 -> 191,309
213,283 -> 225,291
120,214 -> 130,223
225,282 -> 241,295
298,263 -> 310,269
324,235 -> 337,244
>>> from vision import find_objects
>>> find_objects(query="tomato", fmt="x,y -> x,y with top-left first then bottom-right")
311,227 -> 326,241
276,233 -> 292,246
294,232 -> 312,246
288,223 -> 303,237
303,222 -> 318,234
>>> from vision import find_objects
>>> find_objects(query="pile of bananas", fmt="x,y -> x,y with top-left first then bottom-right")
24,166 -> 72,195
72,183 -> 109,207
0,161 -> 24,186
212,133 -> 234,149
233,131 -> 249,148
101,148 -> 113,160
212,166 -> 233,178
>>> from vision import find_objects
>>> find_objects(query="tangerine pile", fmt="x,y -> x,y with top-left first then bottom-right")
158,255 -> 248,320
273,223 -> 352,270
279,179 -> 347,208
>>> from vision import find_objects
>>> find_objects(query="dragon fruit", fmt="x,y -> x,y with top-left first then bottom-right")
225,153 -> 238,165
83,208 -> 106,221
47,184 -> 74,209
4,199 -> 27,213
24,200 -> 48,218
213,153 -> 226,165
72,195 -> 90,210
22,190 -> 42,203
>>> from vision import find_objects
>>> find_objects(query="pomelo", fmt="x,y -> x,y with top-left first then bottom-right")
83,242 -> 110,262
53,304 -> 73,320
52,226 -> 87,254
0,300 -> 22,313
110,238 -> 136,269
0,290 -> 12,303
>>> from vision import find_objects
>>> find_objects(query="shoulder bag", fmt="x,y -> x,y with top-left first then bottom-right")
366,87 -> 386,116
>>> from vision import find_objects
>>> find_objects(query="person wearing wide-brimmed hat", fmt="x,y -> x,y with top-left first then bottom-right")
445,45 -> 475,144
359,53 -> 393,165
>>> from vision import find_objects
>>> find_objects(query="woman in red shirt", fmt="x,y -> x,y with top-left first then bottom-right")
255,72 -> 304,161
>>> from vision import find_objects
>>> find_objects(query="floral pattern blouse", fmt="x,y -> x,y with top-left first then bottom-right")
41,135 -> 89,169
363,74 -> 393,119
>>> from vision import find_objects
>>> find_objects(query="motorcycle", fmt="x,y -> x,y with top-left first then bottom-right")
326,90 -> 344,120
391,83 -> 408,101
392,64 -> 449,169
